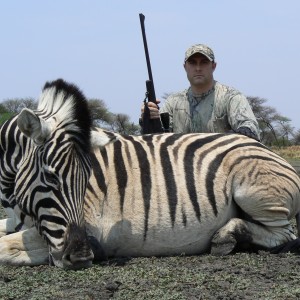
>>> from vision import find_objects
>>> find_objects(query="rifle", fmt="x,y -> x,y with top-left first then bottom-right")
139,13 -> 169,134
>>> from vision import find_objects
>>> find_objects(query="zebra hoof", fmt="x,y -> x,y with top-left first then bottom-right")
210,233 -> 237,256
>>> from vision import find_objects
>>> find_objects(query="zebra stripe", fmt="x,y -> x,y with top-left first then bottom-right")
0,79 -> 95,268
85,130 -> 300,254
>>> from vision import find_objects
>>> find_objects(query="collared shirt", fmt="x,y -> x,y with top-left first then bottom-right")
160,81 -> 260,139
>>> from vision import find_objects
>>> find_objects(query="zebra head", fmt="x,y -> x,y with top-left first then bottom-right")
14,79 -> 94,269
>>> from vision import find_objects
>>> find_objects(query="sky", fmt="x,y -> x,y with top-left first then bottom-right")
1,1 -> 300,130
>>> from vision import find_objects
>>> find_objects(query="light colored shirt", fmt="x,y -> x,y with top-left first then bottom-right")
160,81 -> 260,139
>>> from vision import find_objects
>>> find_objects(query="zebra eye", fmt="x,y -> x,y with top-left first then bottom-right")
44,171 -> 61,189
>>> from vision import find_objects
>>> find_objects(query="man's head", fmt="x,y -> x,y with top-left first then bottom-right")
184,44 -> 215,63
184,44 -> 216,93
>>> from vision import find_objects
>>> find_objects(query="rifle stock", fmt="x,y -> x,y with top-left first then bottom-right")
139,13 -> 165,134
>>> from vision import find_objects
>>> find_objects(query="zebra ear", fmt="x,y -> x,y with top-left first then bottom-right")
17,108 -> 52,145
90,130 -> 118,148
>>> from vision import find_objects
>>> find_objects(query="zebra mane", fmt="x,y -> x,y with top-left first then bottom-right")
38,79 -> 92,151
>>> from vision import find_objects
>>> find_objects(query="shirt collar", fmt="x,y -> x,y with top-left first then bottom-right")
188,81 -> 216,100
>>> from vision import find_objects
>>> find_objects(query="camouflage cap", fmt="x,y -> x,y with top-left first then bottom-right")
184,44 -> 215,62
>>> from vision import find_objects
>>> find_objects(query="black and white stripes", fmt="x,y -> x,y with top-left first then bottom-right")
85,129 -> 300,255
0,79 -> 94,268
1,79 -> 300,268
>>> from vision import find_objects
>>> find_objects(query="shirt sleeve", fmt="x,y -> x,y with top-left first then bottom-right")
227,93 -> 260,140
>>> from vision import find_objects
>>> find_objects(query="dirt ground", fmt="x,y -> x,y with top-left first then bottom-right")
1,250 -> 300,299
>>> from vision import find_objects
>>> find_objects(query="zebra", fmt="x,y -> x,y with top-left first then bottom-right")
0,79 -> 95,269
84,128 -> 300,257
0,79 -> 300,269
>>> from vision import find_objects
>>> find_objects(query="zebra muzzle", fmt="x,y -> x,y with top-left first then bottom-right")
49,223 -> 95,269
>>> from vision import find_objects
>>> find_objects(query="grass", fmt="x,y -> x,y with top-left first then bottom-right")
272,145 -> 300,160
1,253 -> 300,299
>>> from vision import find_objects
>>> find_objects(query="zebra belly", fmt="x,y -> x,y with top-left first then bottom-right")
92,207 -> 237,258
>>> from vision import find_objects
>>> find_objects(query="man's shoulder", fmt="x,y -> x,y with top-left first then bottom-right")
215,81 -> 242,98
166,89 -> 188,101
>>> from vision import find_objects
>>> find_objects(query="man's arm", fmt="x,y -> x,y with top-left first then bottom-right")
227,94 -> 261,141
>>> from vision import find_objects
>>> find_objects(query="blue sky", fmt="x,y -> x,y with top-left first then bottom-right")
1,1 -> 300,130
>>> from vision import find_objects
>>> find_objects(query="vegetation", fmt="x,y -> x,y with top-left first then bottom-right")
87,98 -> 140,135
0,98 -> 38,126
0,112 -> 14,125
272,146 -> 300,160
0,98 -> 140,135
1,241 -> 300,299
0,94 -> 299,143
248,96 -> 296,146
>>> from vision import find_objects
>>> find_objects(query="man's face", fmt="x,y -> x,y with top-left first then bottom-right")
184,53 -> 216,88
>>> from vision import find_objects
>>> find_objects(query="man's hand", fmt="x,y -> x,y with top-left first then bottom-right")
141,100 -> 161,119
236,126 -> 260,141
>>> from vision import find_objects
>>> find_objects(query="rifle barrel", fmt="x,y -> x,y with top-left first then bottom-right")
139,13 -> 166,134
139,14 -> 154,85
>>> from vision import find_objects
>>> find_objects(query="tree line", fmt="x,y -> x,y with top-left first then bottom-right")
0,97 -> 140,135
0,96 -> 299,146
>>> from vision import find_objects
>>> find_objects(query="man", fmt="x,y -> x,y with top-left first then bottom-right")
140,44 -> 260,141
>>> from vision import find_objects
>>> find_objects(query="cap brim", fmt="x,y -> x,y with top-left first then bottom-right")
185,51 -> 213,62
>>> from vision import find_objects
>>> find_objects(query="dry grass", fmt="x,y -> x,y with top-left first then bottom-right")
1,252 -> 300,299
272,146 -> 300,160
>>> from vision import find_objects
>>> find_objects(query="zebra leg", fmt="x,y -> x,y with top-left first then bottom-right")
0,227 -> 49,266
0,218 -> 18,237
0,207 -> 31,237
0,207 -> 21,237
210,218 -> 296,255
